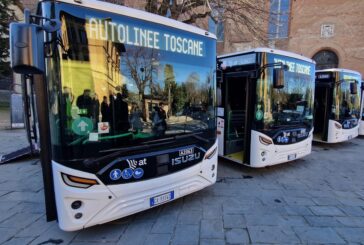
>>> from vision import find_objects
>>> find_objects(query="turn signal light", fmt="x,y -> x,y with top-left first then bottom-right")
259,136 -> 273,145
61,173 -> 99,188
334,122 -> 342,129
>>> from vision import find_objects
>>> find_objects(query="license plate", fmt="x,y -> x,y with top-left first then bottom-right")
288,153 -> 297,161
150,191 -> 174,207
348,135 -> 353,140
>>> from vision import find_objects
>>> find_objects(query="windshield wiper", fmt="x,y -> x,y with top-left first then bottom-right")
143,132 -> 210,145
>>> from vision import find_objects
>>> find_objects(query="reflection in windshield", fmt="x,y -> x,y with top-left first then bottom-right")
255,54 -> 315,131
332,74 -> 361,122
48,7 -> 216,161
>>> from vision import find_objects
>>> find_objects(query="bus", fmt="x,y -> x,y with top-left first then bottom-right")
314,69 -> 361,143
360,80 -> 364,136
217,48 -> 315,168
10,0 -> 217,231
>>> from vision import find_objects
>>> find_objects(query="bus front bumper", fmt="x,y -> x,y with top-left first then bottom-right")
327,120 -> 359,143
359,121 -> 364,136
250,130 -> 312,168
52,141 -> 217,231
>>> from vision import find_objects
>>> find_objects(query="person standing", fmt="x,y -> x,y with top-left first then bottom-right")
101,96 -> 110,122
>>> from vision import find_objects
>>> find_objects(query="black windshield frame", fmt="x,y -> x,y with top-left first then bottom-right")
253,52 -> 315,139
46,2 -> 216,167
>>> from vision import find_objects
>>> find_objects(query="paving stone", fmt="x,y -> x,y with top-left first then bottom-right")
117,221 -> 153,245
29,223 -> 79,245
74,224 -> 125,242
202,204 -> 222,219
200,219 -> 224,239
309,206 -> 346,216
2,237 -> 35,245
245,214 -> 283,226
144,233 -> 172,245
335,227 -> 364,243
0,227 -> 18,244
338,205 -> 364,217
177,210 -> 202,225
0,212 -> 42,229
199,239 -> 225,245
284,197 -> 315,205
338,197 -> 364,206
312,197 -> 342,206
293,227 -> 345,243
226,228 -> 250,244
304,216 -> 343,227
171,224 -> 199,245
16,216 -> 52,237
223,214 -> 246,228
248,226 -> 300,243
151,214 -> 178,234
336,217 -> 364,227
284,205 -> 313,216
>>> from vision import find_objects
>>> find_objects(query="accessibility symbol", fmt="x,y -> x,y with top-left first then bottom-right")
72,117 -> 93,135
110,169 -> 122,181
121,168 -> 134,180
133,168 -> 144,179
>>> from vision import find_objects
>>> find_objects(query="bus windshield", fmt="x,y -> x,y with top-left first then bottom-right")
332,73 -> 361,124
48,3 -> 216,162
255,53 -> 315,131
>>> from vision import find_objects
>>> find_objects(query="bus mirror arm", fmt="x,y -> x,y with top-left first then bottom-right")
257,62 -> 287,89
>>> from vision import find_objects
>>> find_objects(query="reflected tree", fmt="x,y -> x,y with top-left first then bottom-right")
121,47 -> 158,120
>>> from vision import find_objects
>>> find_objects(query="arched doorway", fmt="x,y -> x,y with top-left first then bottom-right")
312,50 -> 339,70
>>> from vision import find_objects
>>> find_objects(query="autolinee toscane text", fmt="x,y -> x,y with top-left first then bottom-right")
87,17 -> 204,57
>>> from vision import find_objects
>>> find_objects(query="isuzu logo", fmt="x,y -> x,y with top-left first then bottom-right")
172,148 -> 201,166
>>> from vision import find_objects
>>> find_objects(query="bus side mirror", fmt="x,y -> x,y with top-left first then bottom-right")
10,23 -> 45,74
273,67 -> 285,89
350,82 -> 358,94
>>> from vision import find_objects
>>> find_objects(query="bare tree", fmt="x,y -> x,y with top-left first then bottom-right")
145,0 -> 270,43
121,47 -> 158,121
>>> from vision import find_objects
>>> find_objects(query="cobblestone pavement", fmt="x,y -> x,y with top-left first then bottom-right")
1,138 -> 364,244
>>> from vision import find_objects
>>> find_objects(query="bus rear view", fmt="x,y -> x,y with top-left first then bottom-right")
314,69 -> 361,143
10,0 -> 217,231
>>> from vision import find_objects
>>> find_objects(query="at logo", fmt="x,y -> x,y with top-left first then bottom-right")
126,158 -> 147,169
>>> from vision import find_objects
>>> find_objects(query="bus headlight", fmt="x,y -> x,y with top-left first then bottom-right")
334,122 -> 342,129
61,173 -> 99,188
204,147 -> 217,160
259,136 -> 273,145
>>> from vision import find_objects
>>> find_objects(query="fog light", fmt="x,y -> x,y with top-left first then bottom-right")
71,200 -> 82,210
75,213 -> 83,219
211,164 -> 215,171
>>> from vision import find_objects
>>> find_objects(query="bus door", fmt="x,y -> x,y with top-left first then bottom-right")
222,73 -> 250,163
314,82 -> 332,141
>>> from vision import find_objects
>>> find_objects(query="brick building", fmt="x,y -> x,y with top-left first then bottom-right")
218,0 -> 364,77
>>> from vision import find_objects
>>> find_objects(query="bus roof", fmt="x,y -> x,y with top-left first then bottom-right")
218,47 -> 316,64
52,0 -> 216,40
316,68 -> 362,77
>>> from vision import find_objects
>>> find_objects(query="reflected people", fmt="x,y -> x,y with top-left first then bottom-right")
130,102 -> 143,132
115,93 -> 130,132
76,89 -> 92,117
152,102 -> 167,136
101,96 -> 110,122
